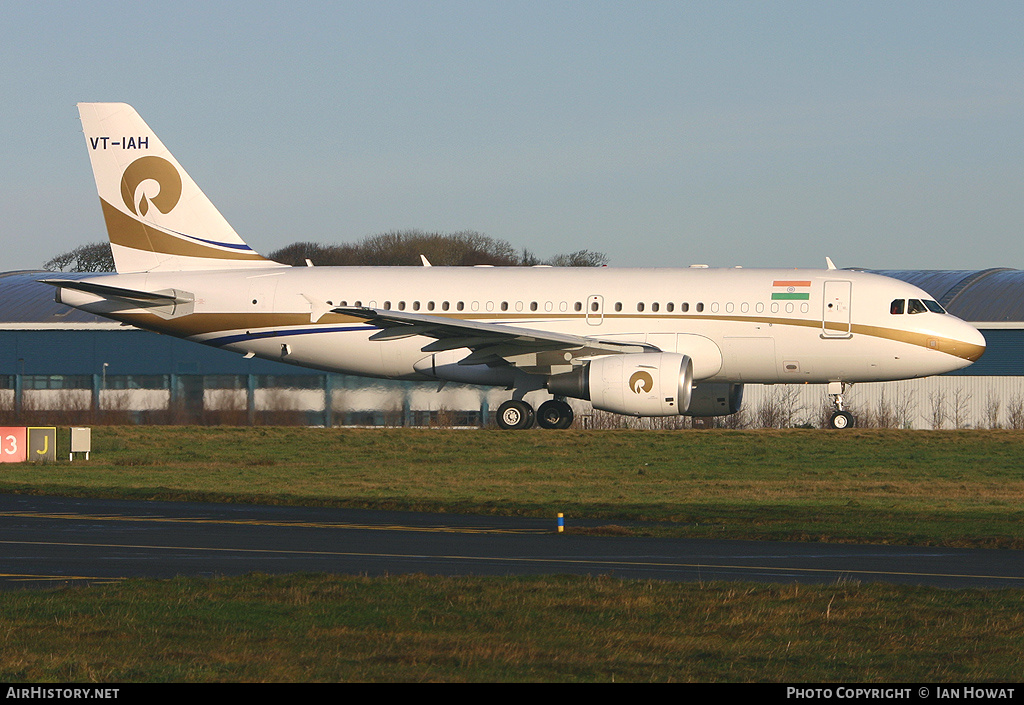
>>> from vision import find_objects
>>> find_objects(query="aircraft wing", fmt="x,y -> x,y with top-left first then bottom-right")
334,307 -> 654,373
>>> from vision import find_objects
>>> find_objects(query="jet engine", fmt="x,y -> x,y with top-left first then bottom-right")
547,352 -> 693,416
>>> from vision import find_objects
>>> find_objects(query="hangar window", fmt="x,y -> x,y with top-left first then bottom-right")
104,375 -> 170,390
23,375 -> 92,390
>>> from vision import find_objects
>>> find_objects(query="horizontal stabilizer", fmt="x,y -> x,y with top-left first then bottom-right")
40,278 -> 195,319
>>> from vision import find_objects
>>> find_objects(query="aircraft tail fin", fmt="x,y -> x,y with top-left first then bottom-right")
76,103 -> 285,273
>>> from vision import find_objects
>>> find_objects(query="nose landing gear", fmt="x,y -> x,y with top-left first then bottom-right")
826,381 -> 856,429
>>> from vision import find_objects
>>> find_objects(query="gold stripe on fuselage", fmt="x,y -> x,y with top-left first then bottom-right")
108,310 -> 984,362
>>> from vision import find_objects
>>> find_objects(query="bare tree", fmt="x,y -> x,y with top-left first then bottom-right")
44,242 -> 115,272
928,390 -> 947,430
269,230 -> 609,268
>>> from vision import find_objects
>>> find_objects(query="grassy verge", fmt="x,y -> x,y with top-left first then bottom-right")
2,427 -> 1023,548
2,573 -> 1022,682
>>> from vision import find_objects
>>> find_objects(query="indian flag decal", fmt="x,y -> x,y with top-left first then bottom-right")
771,280 -> 811,300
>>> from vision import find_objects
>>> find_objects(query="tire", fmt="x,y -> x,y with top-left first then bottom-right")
537,399 -> 574,429
496,399 -> 535,430
828,411 -> 856,430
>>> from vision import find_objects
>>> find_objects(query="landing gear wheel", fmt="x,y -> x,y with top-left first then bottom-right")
537,399 -> 574,429
496,400 -> 535,430
828,410 -> 856,430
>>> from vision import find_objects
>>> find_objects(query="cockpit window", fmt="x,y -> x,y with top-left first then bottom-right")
890,299 -> 905,315
907,299 -> 928,314
924,299 -> 945,314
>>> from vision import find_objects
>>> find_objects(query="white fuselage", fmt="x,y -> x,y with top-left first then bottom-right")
58,265 -> 986,386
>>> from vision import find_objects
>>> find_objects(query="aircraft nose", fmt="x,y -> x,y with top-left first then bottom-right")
946,319 -> 986,369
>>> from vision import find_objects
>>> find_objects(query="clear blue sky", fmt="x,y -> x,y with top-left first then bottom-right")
2,1 -> 1022,271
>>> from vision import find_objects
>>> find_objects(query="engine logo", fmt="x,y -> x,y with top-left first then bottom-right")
629,371 -> 654,394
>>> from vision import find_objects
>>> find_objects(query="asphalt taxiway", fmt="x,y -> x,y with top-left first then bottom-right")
1,493 -> 1022,589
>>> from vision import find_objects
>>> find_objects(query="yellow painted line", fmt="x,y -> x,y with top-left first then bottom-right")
1,540 -> 1020,584
0,571 -> 123,584
0,511 -> 546,535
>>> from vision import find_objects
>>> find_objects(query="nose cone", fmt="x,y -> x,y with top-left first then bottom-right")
944,320 -> 986,371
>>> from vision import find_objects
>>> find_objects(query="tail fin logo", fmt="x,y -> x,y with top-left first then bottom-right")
120,156 -> 182,217
629,371 -> 654,394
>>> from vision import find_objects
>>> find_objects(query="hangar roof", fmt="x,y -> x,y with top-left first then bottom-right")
866,268 -> 1024,324
0,271 -> 114,326
2,268 -> 1023,325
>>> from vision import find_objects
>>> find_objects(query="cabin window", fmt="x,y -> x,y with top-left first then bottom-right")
637,302 -> 645,312
442,301 -> 450,311
696,302 -> 704,313
501,301 -> 509,311
615,302 -> 622,312
666,303 -> 674,312
412,301 -> 420,311
383,301 -> 391,310
681,303 -> 689,312
354,301 -> 362,307
427,301 -> 435,311
457,301 -> 465,311
574,302 -> 582,312
652,302 -> 660,312
530,302 -> 538,311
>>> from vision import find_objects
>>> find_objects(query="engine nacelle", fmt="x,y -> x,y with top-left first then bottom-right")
685,382 -> 744,417
547,353 -> 693,416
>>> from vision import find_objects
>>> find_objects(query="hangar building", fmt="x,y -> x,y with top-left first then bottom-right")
1,268 -> 1020,429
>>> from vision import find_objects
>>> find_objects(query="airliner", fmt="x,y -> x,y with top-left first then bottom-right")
44,103 -> 986,429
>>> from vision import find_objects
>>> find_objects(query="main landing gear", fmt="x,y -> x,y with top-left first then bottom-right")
826,381 -> 856,430
496,398 -> 574,430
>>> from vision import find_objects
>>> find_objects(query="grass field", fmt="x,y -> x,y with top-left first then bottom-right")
2,574 -> 1023,682
2,426 -> 1023,547
2,426 -> 1022,682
